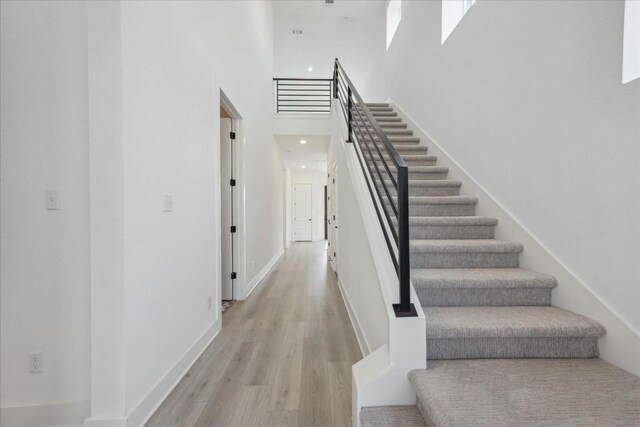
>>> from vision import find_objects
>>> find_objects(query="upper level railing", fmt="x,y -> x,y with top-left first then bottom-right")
333,58 -> 416,317
273,78 -> 333,114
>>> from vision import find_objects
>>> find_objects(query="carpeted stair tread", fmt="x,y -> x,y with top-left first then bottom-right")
409,359 -> 639,427
411,268 -> 555,289
360,405 -> 426,427
365,102 -> 390,107
423,306 -> 605,338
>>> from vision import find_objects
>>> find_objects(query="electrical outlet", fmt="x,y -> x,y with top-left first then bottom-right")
29,351 -> 43,373
207,296 -> 212,310
45,190 -> 60,210
163,194 -> 174,212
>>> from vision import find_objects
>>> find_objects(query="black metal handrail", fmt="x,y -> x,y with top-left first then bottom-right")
333,58 -> 416,317
273,78 -> 332,114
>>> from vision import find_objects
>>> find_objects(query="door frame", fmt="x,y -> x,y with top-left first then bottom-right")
219,90 -> 247,302
329,162 -> 338,272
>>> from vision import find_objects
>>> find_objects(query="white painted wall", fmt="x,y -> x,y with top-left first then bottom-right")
1,1 -> 283,426
1,0 -> 91,420
119,1 -> 280,422
385,0 -> 640,334
290,169 -> 327,242
274,14 -> 386,101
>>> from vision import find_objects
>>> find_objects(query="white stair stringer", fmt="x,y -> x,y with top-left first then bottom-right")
331,99 -> 426,427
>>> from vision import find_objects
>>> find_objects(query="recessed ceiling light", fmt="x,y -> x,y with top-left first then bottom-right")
307,67 -> 313,72
300,140 -> 307,144
301,165 -> 306,169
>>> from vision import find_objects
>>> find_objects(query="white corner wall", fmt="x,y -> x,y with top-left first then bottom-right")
1,1 -> 283,426
385,0 -> 640,352
1,0 -> 91,422
274,14 -> 386,101
290,169 -> 327,242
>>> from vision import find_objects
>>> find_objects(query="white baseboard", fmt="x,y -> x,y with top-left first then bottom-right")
126,320 -> 221,427
1,400 -> 90,427
84,417 -> 126,427
336,275 -> 371,356
389,98 -> 640,376
244,247 -> 284,299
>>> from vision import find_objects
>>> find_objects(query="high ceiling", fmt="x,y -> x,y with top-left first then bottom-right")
275,135 -> 329,172
272,0 -> 386,18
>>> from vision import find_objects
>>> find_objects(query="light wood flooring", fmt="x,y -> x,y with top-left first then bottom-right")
146,241 -> 362,427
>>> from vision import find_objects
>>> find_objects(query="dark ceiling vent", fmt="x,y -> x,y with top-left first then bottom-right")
324,0 -> 335,5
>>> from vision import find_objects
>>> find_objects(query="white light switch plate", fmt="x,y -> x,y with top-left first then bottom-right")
163,194 -> 174,212
45,190 -> 60,210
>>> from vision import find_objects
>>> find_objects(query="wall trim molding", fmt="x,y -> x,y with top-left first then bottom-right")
244,247 -> 285,299
336,275 -> 371,356
126,320 -> 221,427
1,400 -> 90,427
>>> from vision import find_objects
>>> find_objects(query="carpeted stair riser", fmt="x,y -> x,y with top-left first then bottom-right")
426,336 -> 600,359
417,287 -> 551,307
381,129 -> 413,136
387,202 -> 476,217
409,223 -> 495,239
372,158 -> 438,167
411,252 -> 520,269
359,136 -> 421,144
378,155 -> 438,166
355,120 -> 407,129
365,162 -> 447,179
360,406 -> 426,427
362,144 -> 429,155
374,180 -> 462,197
409,200 -> 476,216
373,117 -> 402,122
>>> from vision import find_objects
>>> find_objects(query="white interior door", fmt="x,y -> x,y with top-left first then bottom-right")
220,118 -> 234,300
294,183 -> 313,241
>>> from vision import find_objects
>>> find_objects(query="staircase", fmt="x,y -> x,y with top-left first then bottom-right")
356,103 -> 640,427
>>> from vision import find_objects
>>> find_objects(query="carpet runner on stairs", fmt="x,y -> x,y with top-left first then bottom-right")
356,103 -> 640,427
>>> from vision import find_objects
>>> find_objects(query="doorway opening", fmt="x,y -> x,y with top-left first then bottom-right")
219,91 -> 244,313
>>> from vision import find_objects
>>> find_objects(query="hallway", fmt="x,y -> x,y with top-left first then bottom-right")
146,242 -> 362,427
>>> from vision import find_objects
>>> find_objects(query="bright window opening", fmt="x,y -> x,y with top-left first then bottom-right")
387,0 -> 402,50
442,0 -> 476,44
623,0 -> 640,83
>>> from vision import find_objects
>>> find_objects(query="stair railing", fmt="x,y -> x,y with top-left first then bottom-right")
273,78 -> 333,113
333,58 -> 416,317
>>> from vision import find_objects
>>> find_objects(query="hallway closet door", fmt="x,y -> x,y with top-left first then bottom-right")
294,183 -> 313,241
